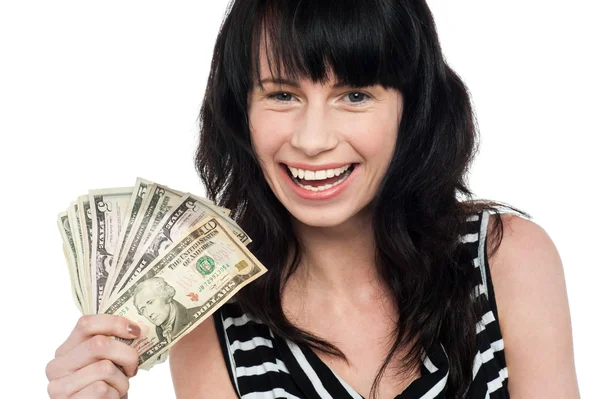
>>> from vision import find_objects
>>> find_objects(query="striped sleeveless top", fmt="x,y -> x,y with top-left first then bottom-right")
213,210 -> 510,398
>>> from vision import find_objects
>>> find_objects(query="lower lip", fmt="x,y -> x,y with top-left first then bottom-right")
280,164 -> 358,200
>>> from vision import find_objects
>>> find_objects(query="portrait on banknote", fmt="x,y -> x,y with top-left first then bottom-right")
133,276 -> 204,344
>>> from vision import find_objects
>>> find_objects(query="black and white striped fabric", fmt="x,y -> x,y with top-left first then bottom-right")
213,210 -> 510,398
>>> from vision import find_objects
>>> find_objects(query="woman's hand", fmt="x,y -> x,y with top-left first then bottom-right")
45,314 -> 141,398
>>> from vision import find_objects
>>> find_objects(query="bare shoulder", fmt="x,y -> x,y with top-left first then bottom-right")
169,315 -> 238,399
486,213 -> 580,398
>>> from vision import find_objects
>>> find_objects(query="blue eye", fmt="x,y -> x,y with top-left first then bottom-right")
269,92 -> 294,102
268,91 -> 372,106
343,92 -> 371,105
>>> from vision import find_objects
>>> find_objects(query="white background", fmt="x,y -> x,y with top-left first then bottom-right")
0,0 -> 597,397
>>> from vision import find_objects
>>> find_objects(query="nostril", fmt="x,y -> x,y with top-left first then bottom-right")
289,132 -> 339,156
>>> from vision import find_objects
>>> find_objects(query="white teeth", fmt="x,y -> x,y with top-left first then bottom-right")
293,167 -> 353,191
333,165 -> 350,177
315,170 -> 327,180
287,164 -> 352,181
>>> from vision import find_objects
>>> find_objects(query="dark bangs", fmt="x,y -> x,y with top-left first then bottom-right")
255,0 -> 412,90
224,0 -> 421,104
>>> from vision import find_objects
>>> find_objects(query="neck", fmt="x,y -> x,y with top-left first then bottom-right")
290,207 -> 384,299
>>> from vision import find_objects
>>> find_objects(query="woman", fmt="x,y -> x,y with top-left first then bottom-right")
45,0 -> 580,398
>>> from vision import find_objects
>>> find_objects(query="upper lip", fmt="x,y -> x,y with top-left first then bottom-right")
282,162 -> 355,170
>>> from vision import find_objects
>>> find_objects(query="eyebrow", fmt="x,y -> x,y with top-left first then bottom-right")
259,78 -> 350,89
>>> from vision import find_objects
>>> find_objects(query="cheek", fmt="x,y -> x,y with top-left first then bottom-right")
347,117 -> 398,160
249,109 -> 291,160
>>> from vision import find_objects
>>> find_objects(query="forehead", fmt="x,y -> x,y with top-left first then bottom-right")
254,35 -> 337,87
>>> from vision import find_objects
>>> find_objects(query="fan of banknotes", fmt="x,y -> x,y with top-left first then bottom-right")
57,177 -> 267,370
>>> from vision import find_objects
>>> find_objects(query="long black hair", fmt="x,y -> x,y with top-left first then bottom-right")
195,0 -> 528,397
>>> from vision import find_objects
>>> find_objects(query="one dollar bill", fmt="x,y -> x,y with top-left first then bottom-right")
89,187 -> 133,314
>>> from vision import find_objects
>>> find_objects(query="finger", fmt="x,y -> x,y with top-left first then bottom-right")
46,335 -> 139,381
47,360 -> 130,399
70,381 -> 120,399
55,315 -> 140,358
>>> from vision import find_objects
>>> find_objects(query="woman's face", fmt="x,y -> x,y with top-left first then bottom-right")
247,46 -> 403,228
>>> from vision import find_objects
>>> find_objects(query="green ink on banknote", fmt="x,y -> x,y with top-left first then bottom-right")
196,256 -> 215,275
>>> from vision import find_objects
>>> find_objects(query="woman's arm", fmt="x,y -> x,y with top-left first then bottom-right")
169,315 -> 238,398
488,214 -> 580,398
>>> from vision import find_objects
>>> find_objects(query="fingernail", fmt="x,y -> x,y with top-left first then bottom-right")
127,323 -> 141,337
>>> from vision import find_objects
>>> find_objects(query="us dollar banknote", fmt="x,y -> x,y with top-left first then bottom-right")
67,202 -> 88,310
89,187 -> 133,314
77,195 -> 94,315
103,194 -> 251,306
58,178 -> 267,371
61,246 -> 84,314
107,183 -> 183,300
57,212 -> 85,313
103,217 -> 267,369
188,194 -> 250,245
113,178 -> 151,268
101,178 -> 151,310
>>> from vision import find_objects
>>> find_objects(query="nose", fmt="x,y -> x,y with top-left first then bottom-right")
290,104 -> 338,157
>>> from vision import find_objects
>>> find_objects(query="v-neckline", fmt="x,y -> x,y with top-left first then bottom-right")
279,336 -> 450,399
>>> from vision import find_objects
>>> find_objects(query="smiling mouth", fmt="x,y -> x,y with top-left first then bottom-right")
285,164 -> 356,192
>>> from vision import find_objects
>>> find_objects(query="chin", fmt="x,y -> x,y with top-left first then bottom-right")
288,207 -> 360,228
